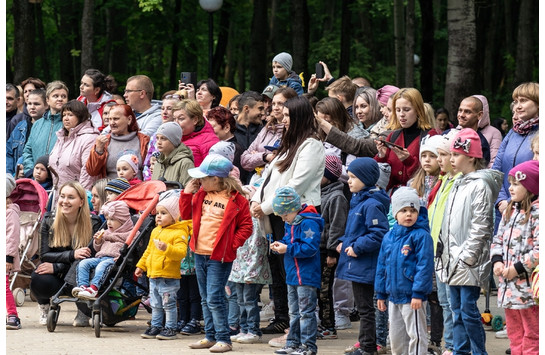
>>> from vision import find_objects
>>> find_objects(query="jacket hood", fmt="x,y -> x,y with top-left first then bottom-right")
321,180 -> 344,197
139,103 -> 161,116
299,204 -> 325,230
474,95 -> 491,129
159,142 -> 194,164
287,71 -> 302,83
57,119 -> 98,139
456,169 -> 503,197
351,187 -> 390,212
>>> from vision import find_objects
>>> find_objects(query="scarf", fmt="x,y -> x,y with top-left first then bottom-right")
513,116 -> 539,135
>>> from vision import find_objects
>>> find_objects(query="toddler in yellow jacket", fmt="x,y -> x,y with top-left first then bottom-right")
135,195 -> 191,340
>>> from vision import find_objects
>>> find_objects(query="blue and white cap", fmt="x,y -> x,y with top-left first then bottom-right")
188,154 -> 233,178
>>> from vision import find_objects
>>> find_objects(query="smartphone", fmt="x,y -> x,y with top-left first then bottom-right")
180,72 -> 197,87
379,138 -> 405,150
315,63 -> 324,79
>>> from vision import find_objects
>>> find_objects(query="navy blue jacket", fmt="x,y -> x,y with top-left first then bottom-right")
282,205 -> 324,289
375,206 -> 434,304
336,187 -> 390,285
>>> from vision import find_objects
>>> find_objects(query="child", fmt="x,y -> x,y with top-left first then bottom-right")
409,135 -> 443,204
181,154 -> 253,353
72,201 -> 133,299
436,128 -> 503,355
116,154 -> 142,186
375,187 -> 434,355
135,195 -> 190,340
32,155 -> 53,191
268,52 -> 304,95
177,234 -> 202,335
335,157 -> 390,355
104,177 -> 131,202
270,186 -> 324,355
6,175 -> 22,330
491,160 -> 539,355
531,131 -> 539,160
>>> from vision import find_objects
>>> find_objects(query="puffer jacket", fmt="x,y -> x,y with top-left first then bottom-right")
436,169 -> 503,287
269,71 -> 304,95
22,110 -> 63,174
77,91 -> 115,130
6,203 -> 21,273
491,200 -> 539,309
240,123 -> 284,172
181,120 -> 220,167
375,206 -> 434,304
151,142 -> 195,187
48,120 -> 99,190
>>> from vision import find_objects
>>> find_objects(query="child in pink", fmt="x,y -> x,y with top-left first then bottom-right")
6,175 -> 21,329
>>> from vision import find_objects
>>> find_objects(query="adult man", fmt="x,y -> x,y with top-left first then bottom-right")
6,84 -> 22,138
456,96 -> 491,165
234,91 -> 265,151
121,75 -> 161,136
473,95 -> 503,167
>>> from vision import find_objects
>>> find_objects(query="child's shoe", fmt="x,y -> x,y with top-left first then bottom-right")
78,285 -> 98,299
6,315 -> 21,330
188,338 -> 216,349
335,313 -> 352,330
156,327 -> 178,340
209,341 -> 233,353
176,319 -> 186,332
261,318 -> 289,334
292,345 -> 317,355
181,318 -> 201,335
344,342 -> 360,353
230,332 -> 247,342
274,345 -> 299,354
316,325 -> 337,339
237,332 -> 261,344
376,344 -> 389,354
71,285 -> 87,297
141,326 -> 162,339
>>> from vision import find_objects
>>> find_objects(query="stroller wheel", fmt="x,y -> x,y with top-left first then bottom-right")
93,313 -> 101,338
13,288 -> 25,307
46,308 -> 59,332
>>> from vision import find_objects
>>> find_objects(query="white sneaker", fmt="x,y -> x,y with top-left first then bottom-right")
260,302 -> 275,320
237,332 -> 262,344
38,304 -> 49,325
495,329 -> 508,339
230,332 -> 247,342
269,329 -> 289,347
335,314 -> 352,330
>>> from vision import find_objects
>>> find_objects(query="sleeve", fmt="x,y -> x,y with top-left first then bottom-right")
487,130 -> 503,168
490,211 -> 508,264
179,191 -> 194,221
516,207 -> 539,274
492,133 -> 510,205
21,127 -> 36,174
6,208 -> 20,258
177,158 -> 195,188
79,135 -> 99,190
285,219 -> 321,259
165,231 -> 189,261
374,237 -> 388,299
6,133 -> 16,175
411,232 -> 435,299
351,203 -> 389,256
325,126 -> 378,157
232,198 -> 254,249
325,195 -> 349,256
240,128 -> 267,171
85,136 -> 109,177
39,216 -> 76,272
289,81 -> 304,96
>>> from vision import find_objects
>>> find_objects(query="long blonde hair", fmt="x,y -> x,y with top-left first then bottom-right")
217,176 -> 244,195
389,88 -> 432,131
50,181 -> 93,249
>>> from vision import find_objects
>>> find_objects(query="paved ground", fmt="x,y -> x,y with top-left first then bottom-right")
6,288 -> 510,355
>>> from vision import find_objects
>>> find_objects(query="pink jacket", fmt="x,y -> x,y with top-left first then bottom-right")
6,203 -> 21,273
475,94 -> 503,167
49,120 -> 99,191
182,120 -> 219,167
240,124 -> 283,172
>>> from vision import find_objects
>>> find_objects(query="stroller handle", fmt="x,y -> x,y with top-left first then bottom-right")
125,194 -> 160,246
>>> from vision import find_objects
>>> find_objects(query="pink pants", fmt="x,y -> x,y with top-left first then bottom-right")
6,274 -> 18,316
505,306 -> 539,355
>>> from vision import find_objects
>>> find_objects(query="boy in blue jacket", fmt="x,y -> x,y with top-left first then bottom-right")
270,186 -> 323,355
375,187 -> 434,355
336,157 -> 390,355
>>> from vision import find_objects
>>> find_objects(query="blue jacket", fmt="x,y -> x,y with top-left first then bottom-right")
375,206 -> 434,304
282,205 -> 324,289
6,118 -> 30,175
336,187 -> 390,284
269,71 -> 304,96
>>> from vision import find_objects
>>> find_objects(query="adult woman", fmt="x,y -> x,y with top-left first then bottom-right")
492,82 -> 539,229
86,104 -> 150,179
250,96 -> 325,333
173,99 -> 219,167
492,118 -> 509,138
7,77 -> 47,136
30,182 -> 101,325
353,87 -> 383,138
90,178 -> 111,220
48,100 -> 99,192
207,106 -> 244,173
77,69 -> 117,130
371,84 -> 400,136
195,79 -> 222,116
430,107 -> 453,135
21,77 -> 46,104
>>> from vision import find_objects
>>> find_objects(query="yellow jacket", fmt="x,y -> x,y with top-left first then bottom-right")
136,220 -> 191,279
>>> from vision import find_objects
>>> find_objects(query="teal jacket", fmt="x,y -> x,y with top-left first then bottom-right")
22,110 -> 63,174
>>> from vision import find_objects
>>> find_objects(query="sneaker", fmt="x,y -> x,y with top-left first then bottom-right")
292,345 -> 317,355
181,318 -> 202,335
72,309 -> 90,327
344,342 -> 360,353
77,286 -> 98,300
156,327 -> 178,340
377,344 -> 389,354
176,319 -> 186,332
505,348 -> 511,354
209,341 -> 233,353
269,329 -> 289,347
38,304 -> 49,325
141,326 -> 162,339
261,319 -> 289,334
6,315 -> 21,330
229,325 -> 240,336
275,346 -> 299,354
230,332 -> 247,342
188,338 -> 216,349
259,302 -> 275,320
495,329 -> 508,339
349,309 -> 360,322
71,285 -> 87,297
237,332 -> 261,344
335,314 -> 352,330
317,326 -> 337,339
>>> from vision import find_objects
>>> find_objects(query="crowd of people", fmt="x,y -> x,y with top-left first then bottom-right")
5,53 -> 539,355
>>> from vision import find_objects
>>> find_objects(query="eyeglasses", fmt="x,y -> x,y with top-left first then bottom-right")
165,94 -> 184,100
124,89 -> 144,94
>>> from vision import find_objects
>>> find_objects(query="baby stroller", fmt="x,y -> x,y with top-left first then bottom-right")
46,180 -> 168,337
9,178 -> 49,306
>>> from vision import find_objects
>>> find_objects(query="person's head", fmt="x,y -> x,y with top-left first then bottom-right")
173,99 -> 204,136
60,100 -> 91,134
188,154 -> 238,193
124,75 -> 154,111
45,81 -> 69,115
238,91 -> 265,124
325,76 -> 358,107
21,77 -> 46,104
419,135 -> 442,176
112,94 -> 125,105
434,107 -> 451,132
391,186 -> 420,227
423,103 -> 437,130
272,52 -> 293,81
435,129 -> 459,174
156,195 -> 180,227
271,87 -> 298,123
262,84 -> 280,109
207,106 -> 237,140
322,154 -> 343,187
450,128 -> 485,175
352,77 -> 371,88
116,154 -> 140,181
390,88 -> 431,130
316,97 -> 354,133
102,102 -> 116,126
108,104 -> 139,135
196,79 -> 222,110
160,91 -> 183,123
531,132 -> 539,160
228,95 -> 240,116
155,121 -> 182,156
492,117 -> 508,135
104,178 -> 130,202
512,82 -> 539,122
505,160 -> 539,224
27,89 -> 48,121
91,178 -> 111,213
376,85 -> 399,115
209,141 -> 235,163
6,83 -> 20,113
101,200 -> 131,232
347,157 -> 380,193
6,174 -> 16,200
272,186 -> 301,223
457,96 -> 483,130
80,69 -> 116,101
353,87 -> 382,129
33,155 -> 52,184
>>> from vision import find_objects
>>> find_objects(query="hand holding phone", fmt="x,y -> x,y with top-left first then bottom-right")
315,63 -> 324,79
377,138 -> 405,151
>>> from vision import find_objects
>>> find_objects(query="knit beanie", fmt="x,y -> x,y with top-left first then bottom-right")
117,154 -> 140,175
450,128 -> 483,158
157,195 -> 181,221
473,95 -> 490,130
436,129 -> 459,152
35,155 -> 52,181
272,52 -> 293,72
324,155 -> 343,182
509,160 -> 539,196
391,186 -> 421,218
347,157 -> 380,187
419,135 -> 443,158
376,85 -> 400,106
209,141 -> 235,163
156,122 -> 182,147
272,186 -> 301,216
105,178 -> 131,195
6,174 -> 16,197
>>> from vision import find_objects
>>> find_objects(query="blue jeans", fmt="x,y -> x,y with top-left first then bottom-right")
226,281 -> 240,328
235,282 -> 262,336
195,254 -> 233,344
287,285 -> 318,353
437,276 -> 453,350
149,278 -> 179,330
76,256 -> 115,288
449,285 -> 487,355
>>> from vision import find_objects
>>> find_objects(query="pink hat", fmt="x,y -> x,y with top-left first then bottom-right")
509,160 -> 539,196
376,85 -> 400,106
324,154 -> 343,182
117,154 -> 140,175
450,128 -> 483,158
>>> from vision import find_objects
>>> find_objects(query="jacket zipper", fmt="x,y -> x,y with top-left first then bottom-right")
46,112 -> 54,153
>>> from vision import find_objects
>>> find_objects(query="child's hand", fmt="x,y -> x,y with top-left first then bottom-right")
6,262 -> 13,273
493,262 -> 505,276
270,241 -> 287,254
377,299 -> 387,312
345,246 -> 358,258
184,179 -> 200,194
411,298 -> 422,310
502,265 -> 518,280
153,239 -> 167,251
336,243 -> 343,254
134,267 -> 143,278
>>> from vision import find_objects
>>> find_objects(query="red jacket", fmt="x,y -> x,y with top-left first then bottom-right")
179,189 -> 253,263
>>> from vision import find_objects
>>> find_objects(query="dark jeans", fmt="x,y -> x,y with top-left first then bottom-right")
429,290 -> 444,345
30,271 -> 65,305
268,213 -> 289,322
352,281 -> 376,353
318,252 -> 336,329
177,274 -> 202,322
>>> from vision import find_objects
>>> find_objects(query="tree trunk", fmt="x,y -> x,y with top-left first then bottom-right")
419,0 -> 434,102
444,0 -> 477,125
81,0 -> 94,75
12,0 -> 35,84
483,1 -> 502,92
35,3 -> 50,80
249,1 -> 269,91
404,0 -> 415,87
212,1 -> 231,82
339,0 -> 352,77
268,0 -> 278,56
169,0 -> 182,89
291,0 -> 309,82
514,0 -> 536,85
393,0 -> 405,87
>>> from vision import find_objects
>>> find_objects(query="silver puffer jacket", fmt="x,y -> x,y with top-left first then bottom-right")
435,169 -> 503,287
